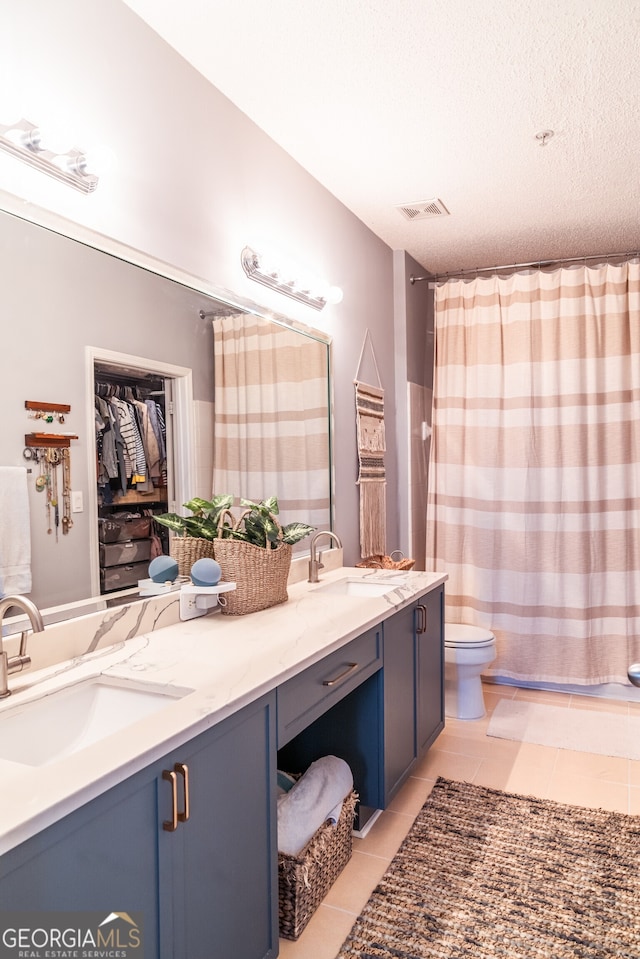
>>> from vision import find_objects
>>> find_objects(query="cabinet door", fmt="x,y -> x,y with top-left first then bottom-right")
416,585 -> 445,755
162,692 -> 278,959
0,694 -> 278,959
0,763 -> 163,956
382,603 -> 418,804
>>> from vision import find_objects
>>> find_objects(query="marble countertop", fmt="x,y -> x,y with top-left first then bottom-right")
0,567 -> 446,855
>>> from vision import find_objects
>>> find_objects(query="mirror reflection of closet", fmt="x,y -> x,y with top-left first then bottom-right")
94,364 -> 170,595
88,350 -> 195,600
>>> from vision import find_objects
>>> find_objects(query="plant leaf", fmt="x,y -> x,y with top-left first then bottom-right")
281,522 -> 316,545
154,512 -> 188,534
184,517 -> 218,541
262,495 -> 279,516
243,512 -> 268,548
262,515 -> 281,544
182,497 -> 211,516
205,494 -> 234,516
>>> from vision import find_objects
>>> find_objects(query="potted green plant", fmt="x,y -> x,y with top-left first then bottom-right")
154,494 -> 234,574
216,495 -> 314,549
214,496 -> 314,616
155,495 -> 315,586
155,494 -> 233,542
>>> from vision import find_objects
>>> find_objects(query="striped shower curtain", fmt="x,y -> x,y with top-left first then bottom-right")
426,261 -> 640,685
212,314 -> 331,540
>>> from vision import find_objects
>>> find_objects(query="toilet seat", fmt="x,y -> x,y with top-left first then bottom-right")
445,624 -> 495,648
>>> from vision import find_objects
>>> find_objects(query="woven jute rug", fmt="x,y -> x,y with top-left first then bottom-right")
336,777 -> 640,958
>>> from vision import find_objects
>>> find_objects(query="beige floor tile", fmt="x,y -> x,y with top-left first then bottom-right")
545,770 -> 629,813
411,746 -> 482,783
471,741 -> 559,795
354,808 -> 415,859
483,687 -> 518,714
278,903 -> 356,959
569,695 -> 629,715
386,774 -> 436,816
513,687 -> 573,707
323,849 -> 388,913
629,786 -> 640,815
553,747 -> 629,784
441,717 -> 491,742
629,760 -> 640,788
437,728 -> 522,761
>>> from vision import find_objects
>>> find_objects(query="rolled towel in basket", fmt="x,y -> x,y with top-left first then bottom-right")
277,755 -> 354,857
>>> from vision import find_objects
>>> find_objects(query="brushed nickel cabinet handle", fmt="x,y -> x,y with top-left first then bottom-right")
416,604 -> 427,634
162,769 -> 178,832
322,662 -> 358,686
175,762 -> 190,823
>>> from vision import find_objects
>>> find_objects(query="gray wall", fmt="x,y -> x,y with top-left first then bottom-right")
0,0 -> 403,605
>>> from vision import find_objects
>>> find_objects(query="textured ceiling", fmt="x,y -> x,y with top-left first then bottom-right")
122,0 -> 640,275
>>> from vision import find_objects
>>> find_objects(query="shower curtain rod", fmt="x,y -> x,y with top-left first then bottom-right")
410,248 -> 640,285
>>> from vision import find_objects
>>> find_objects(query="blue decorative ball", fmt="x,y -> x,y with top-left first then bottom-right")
148,555 -> 179,584
190,557 -> 222,587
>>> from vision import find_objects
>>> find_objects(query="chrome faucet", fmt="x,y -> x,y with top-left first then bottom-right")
0,595 -> 45,699
308,531 -> 343,583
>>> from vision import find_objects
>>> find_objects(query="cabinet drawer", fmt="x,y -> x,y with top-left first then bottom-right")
100,561 -> 149,591
100,538 -> 152,567
277,626 -> 382,747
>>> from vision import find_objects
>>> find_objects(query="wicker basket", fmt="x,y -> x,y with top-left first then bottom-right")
278,790 -> 358,941
356,550 -> 415,571
214,509 -> 292,616
170,536 -> 215,576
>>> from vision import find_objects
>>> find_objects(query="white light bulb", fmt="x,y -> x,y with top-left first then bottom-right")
326,286 -> 344,305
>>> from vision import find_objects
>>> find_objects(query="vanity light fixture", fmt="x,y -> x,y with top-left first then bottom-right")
0,118 -> 99,194
241,246 -> 343,310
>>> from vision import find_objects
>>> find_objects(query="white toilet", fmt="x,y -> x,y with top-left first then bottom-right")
444,624 -> 497,720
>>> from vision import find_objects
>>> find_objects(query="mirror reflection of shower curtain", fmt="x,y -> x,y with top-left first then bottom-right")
212,314 -> 330,542
426,259 -> 640,686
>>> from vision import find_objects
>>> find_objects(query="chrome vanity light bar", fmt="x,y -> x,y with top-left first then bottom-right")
0,118 -> 99,194
241,245 -> 342,311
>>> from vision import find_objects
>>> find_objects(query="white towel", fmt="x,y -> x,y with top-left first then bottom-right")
277,755 -> 354,857
0,467 -> 32,597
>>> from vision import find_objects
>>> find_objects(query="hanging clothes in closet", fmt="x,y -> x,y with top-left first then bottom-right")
94,381 -> 167,504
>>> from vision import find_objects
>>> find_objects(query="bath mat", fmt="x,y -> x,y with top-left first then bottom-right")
486,698 -> 640,760
336,777 -> 640,958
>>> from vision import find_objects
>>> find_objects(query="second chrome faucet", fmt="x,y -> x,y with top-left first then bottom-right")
308,530 -> 343,583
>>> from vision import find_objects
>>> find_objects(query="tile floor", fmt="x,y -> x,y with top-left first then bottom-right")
278,682 -> 640,959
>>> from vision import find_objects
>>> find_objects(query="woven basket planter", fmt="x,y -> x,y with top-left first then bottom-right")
214,507 -> 292,616
278,790 -> 358,941
170,536 -> 215,577
214,538 -> 292,615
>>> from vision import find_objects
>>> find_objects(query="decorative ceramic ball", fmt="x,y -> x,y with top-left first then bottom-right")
191,557 -> 222,587
148,555 -> 179,584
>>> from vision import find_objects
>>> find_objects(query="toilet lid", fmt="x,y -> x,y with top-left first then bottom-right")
445,623 -> 496,647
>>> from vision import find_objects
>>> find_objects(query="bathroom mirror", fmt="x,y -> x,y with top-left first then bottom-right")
0,201 -> 333,624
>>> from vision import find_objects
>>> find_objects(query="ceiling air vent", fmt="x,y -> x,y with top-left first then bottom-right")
396,198 -> 450,220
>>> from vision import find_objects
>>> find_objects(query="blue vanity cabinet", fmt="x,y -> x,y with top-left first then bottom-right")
382,585 -> 445,805
382,601 -> 419,804
416,584 -> 445,755
0,692 -> 278,959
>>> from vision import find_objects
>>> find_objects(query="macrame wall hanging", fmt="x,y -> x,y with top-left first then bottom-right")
354,329 -> 386,558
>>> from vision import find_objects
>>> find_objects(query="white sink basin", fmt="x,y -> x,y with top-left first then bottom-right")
0,677 -> 188,767
312,577 -> 406,597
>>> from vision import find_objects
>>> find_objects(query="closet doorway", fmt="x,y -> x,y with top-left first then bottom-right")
86,347 -> 194,599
